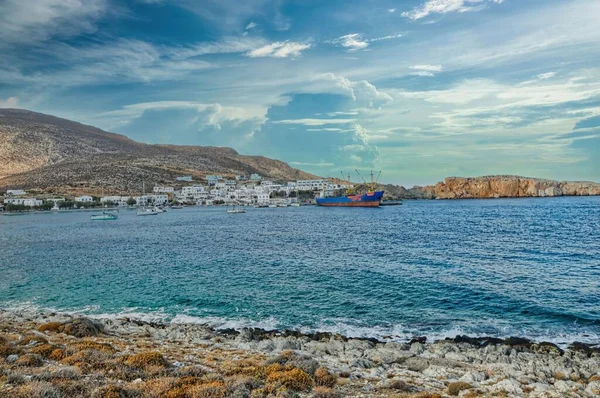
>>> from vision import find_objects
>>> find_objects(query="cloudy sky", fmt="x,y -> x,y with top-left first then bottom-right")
1,0 -> 599,185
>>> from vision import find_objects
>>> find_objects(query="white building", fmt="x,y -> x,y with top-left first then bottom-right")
101,196 -> 128,206
75,196 -> 93,202
250,173 -> 262,181
6,190 -> 26,196
176,176 -> 193,182
153,186 -> 174,194
4,198 -> 42,207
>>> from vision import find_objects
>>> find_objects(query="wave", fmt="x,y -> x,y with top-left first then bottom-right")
2,301 -> 599,348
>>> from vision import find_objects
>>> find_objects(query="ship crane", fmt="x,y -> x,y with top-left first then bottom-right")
355,169 -> 382,193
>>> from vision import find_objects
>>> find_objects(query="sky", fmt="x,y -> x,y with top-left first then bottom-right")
0,0 -> 599,186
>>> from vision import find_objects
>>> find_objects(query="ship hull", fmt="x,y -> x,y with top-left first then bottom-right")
316,191 -> 384,207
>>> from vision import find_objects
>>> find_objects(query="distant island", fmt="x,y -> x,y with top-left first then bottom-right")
1,109 -> 598,200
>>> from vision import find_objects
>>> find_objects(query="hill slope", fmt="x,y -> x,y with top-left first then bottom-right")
0,109 -> 316,194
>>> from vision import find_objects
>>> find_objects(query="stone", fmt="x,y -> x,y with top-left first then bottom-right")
491,379 -> 523,395
460,371 -> 486,383
7,354 -> 19,363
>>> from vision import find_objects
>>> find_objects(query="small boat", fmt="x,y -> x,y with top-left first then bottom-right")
268,204 -> 278,208
278,203 -> 288,208
227,208 -> 246,214
137,208 -> 159,216
170,205 -> 183,209
290,203 -> 301,207
90,212 -> 118,221
51,204 -> 60,211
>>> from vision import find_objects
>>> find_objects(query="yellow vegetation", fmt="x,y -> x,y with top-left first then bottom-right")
38,322 -> 63,333
553,371 -> 567,380
124,351 -> 168,368
31,343 -> 60,358
266,367 -> 314,391
187,381 -> 228,398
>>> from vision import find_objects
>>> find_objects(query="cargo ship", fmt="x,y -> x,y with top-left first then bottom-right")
315,170 -> 384,207
316,190 -> 384,207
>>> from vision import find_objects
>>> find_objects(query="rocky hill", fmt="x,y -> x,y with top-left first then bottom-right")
377,176 -> 600,199
0,109 -> 316,194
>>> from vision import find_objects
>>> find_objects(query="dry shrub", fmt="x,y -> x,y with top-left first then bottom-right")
73,340 -> 117,353
12,380 -> 61,398
48,348 -> 67,361
312,386 -> 338,398
386,379 -> 409,391
447,381 -> 472,396
51,379 -> 91,397
124,352 -> 168,369
220,359 -> 261,376
31,343 -> 60,358
187,381 -> 228,398
314,367 -> 337,388
93,384 -> 129,398
137,377 -> 176,397
38,322 -> 63,333
35,366 -> 81,381
107,362 -> 146,382
16,353 -> 44,367
266,367 -> 314,391
589,375 -> 600,382
62,318 -> 103,338
17,335 -> 48,346
61,349 -> 113,372
0,344 -> 20,357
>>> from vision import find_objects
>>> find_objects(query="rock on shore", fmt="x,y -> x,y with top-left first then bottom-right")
1,309 -> 599,397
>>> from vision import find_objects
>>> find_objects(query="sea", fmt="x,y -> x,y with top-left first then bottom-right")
1,197 -> 599,346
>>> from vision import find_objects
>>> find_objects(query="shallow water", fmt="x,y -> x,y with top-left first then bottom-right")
1,197 -> 599,345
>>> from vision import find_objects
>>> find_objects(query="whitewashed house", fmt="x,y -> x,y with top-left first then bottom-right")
6,190 -> 26,196
75,195 -> 93,202
153,186 -> 174,193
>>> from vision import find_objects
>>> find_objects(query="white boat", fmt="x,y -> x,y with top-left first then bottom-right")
51,204 -> 60,211
227,208 -> 246,214
268,204 -> 278,208
278,203 -> 288,207
290,203 -> 301,207
137,208 -> 159,216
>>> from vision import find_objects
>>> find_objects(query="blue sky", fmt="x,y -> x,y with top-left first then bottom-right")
0,0 -> 599,185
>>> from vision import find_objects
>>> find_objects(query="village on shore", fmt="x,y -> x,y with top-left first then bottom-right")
0,174 -> 353,212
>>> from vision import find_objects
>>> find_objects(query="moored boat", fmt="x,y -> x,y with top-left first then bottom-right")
316,170 -> 384,207
90,212 -> 118,220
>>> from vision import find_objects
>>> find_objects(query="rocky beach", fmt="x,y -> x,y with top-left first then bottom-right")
1,309 -> 599,398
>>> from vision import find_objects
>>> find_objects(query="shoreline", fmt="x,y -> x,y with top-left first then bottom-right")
1,308 -> 599,397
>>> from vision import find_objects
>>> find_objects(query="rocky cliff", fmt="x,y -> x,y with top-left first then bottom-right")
0,109 -> 316,194
427,175 -> 600,199
365,176 -> 599,200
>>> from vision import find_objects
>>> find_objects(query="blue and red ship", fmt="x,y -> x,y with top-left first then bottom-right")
316,190 -> 384,207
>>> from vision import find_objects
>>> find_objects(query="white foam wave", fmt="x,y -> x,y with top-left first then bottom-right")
1,301 -> 598,348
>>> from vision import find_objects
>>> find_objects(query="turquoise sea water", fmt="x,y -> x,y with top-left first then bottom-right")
1,197 -> 599,345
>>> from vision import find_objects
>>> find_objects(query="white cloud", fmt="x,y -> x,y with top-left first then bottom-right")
402,0 -> 504,21
315,73 -> 393,108
246,41 -> 312,58
0,97 -> 19,108
331,33 -> 369,51
388,8 -> 396,13
537,72 -> 556,80
271,118 -> 356,126
369,33 -> 403,42
245,21 -> 257,30
0,0 -> 108,46
410,64 -> 443,72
